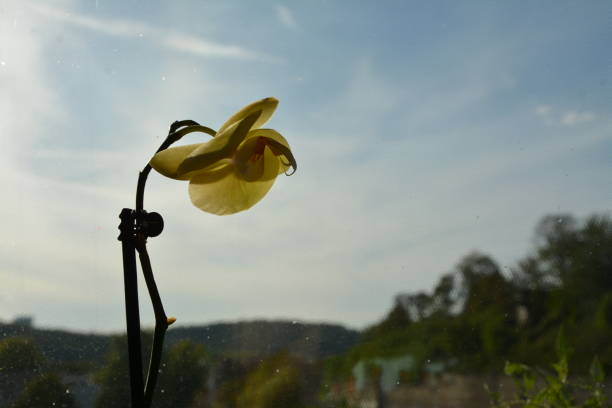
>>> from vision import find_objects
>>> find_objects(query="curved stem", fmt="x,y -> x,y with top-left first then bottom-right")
135,239 -> 169,408
136,123 -> 216,212
130,120 -> 216,408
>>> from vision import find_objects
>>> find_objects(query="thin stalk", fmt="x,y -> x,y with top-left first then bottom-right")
119,209 -> 145,408
129,120 -> 215,408
135,240 -> 169,408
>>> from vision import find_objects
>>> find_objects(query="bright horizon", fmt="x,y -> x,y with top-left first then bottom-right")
1,0 -> 610,333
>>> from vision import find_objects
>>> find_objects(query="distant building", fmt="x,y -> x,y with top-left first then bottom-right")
11,316 -> 33,328
353,355 -> 447,392
353,355 -> 416,392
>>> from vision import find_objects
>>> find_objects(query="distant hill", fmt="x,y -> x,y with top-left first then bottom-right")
0,319 -> 359,366
0,321 -> 112,367
166,320 -> 360,361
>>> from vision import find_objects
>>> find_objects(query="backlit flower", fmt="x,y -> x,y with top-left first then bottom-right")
150,97 -> 296,215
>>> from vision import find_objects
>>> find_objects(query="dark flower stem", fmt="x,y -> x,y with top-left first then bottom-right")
118,209 -> 145,408
136,240 -> 168,408
120,120 -> 215,408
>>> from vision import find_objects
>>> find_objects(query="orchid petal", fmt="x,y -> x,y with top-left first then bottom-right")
234,141 -> 281,181
217,97 -> 278,135
245,129 -> 297,175
177,110 -> 261,178
149,143 -> 202,180
188,148 -> 279,215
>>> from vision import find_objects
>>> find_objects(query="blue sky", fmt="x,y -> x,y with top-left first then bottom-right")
1,0 -> 610,332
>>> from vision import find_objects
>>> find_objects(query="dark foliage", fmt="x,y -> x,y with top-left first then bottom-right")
12,373 -> 76,408
326,213 -> 612,381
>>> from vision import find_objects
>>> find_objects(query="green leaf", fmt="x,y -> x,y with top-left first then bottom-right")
522,372 -> 536,391
553,356 -> 568,384
505,362 -> 530,377
555,326 -> 571,360
589,356 -> 605,383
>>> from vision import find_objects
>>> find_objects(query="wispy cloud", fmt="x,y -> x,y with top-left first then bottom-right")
161,33 -> 259,59
533,104 -> 597,126
32,3 -> 148,37
534,105 -> 552,116
560,111 -> 596,126
30,3 -> 271,61
275,5 -> 298,30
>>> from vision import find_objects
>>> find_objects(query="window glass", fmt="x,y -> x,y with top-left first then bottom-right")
1,1 -> 610,407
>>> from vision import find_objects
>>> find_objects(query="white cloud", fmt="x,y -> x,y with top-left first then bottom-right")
534,104 -> 597,127
30,3 -> 270,61
275,5 -> 298,30
534,104 -> 552,116
31,2 -> 148,37
0,0 -> 132,330
161,33 -> 259,59
0,3 -> 68,162
560,111 -> 596,126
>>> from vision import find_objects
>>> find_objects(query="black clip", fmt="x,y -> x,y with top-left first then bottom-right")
118,209 -> 164,240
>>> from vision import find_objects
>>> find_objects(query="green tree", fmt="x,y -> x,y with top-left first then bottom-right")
455,253 -> 517,367
595,293 -> 612,331
0,337 -> 46,405
430,273 -> 457,316
154,340 -> 208,408
405,292 -> 433,322
95,336 -> 208,408
0,337 -> 46,373
457,253 -> 514,316
533,214 -> 612,318
332,213 -> 612,382
511,214 -> 612,369
236,352 -> 312,408
12,373 -> 76,408
363,296 -> 411,340
214,357 -> 254,408
94,336 -> 132,408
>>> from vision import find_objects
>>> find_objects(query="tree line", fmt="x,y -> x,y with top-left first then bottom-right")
326,213 -> 612,383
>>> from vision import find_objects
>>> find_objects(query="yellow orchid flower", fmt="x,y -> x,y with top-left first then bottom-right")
149,97 -> 296,215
